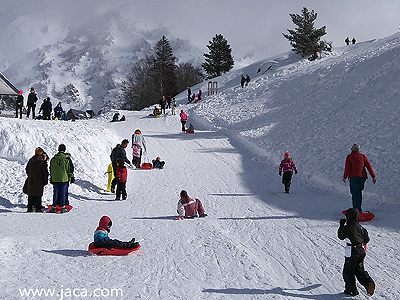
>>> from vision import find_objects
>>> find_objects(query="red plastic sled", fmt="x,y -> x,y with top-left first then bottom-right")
47,205 -> 73,212
141,163 -> 153,170
342,210 -> 375,222
88,242 -> 140,256
185,130 -> 194,134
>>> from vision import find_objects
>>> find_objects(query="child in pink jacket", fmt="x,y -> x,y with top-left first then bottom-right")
180,110 -> 187,132
279,152 -> 298,193
177,190 -> 207,219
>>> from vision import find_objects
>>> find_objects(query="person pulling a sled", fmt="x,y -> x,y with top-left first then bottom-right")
177,190 -> 207,219
279,152 -> 298,193
94,216 -> 139,249
342,143 -> 376,212
338,208 -> 375,296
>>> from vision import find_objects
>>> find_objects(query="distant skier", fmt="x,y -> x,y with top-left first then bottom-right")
54,102 -> 63,119
342,143 -> 376,212
352,37 -> 356,44
338,208 -> 375,296
278,152 -> 298,193
345,37 -> 350,45
39,97 -> 52,120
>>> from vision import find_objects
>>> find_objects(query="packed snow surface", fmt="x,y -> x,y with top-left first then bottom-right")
1,33 -> 400,299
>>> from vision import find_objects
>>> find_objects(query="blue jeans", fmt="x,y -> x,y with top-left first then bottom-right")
52,183 -> 68,207
349,177 -> 366,212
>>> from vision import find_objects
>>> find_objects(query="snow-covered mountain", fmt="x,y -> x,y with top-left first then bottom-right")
1,32 -> 400,299
1,1 -> 203,113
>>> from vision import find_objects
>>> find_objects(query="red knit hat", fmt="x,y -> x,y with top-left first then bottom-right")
284,152 -> 290,158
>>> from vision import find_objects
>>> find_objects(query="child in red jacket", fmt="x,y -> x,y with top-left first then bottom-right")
115,158 -> 127,200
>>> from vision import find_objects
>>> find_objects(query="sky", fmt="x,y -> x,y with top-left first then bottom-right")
1,0 -> 399,67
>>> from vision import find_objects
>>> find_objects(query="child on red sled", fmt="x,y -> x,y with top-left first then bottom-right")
93,216 -> 139,249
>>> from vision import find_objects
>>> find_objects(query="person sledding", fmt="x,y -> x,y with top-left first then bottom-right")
152,157 -> 165,169
93,216 -> 139,249
176,190 -> 207,219
185,123 -> 194,133
149,106 -> 161,117
278,152 -> 298,193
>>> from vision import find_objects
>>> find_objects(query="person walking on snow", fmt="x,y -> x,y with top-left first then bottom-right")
279,152 -> 298,193
180,110 -> 188,132
343,143 -> 376,212
338,208 -> 375,296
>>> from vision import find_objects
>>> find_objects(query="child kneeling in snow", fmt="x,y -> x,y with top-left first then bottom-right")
94,216 -> 139,249
177,190 -> 207,219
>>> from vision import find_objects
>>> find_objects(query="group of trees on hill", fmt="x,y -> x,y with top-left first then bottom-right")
121,7 -> 329,110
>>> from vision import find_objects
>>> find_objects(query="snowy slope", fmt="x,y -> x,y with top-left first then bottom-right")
1,34 -> 400,299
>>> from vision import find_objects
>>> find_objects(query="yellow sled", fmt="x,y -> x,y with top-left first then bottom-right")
106,164 -> 114,192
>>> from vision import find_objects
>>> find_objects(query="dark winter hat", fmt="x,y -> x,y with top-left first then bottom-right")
30,87 -> 34,91
35,147 -> 44,155
58,144 -> 66,152
351,143 -> 360,152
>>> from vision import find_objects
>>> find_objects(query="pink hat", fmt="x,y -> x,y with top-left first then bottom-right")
284,152 -> 290,158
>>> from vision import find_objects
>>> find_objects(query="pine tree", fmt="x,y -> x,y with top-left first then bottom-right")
283,7 -> 327,57
153,35 -> 177,98
202,34 -> 234,78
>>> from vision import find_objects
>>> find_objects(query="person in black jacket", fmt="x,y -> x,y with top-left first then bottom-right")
110,139 -> 130,193
16,91 -> 24,119
338,208 -> 375,296
26,87 -> 38,119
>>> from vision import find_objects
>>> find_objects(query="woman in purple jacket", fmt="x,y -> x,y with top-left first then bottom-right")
279,152 -> 298,193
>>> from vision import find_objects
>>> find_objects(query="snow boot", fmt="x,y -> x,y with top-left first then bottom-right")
199,213 -> 208,218
60,206 -> 69,214
344,290 -> 359,296
367,282 -> 375,296
49,206 -> 57,213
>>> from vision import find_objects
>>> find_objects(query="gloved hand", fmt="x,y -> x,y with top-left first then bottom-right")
70,177 -> 75,184
295,170 -> 298,174
340,218 -> 346,227
279,172 -> 282,176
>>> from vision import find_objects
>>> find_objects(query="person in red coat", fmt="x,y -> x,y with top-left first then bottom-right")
342,144 -> 376,212
115,158 -> 127,200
